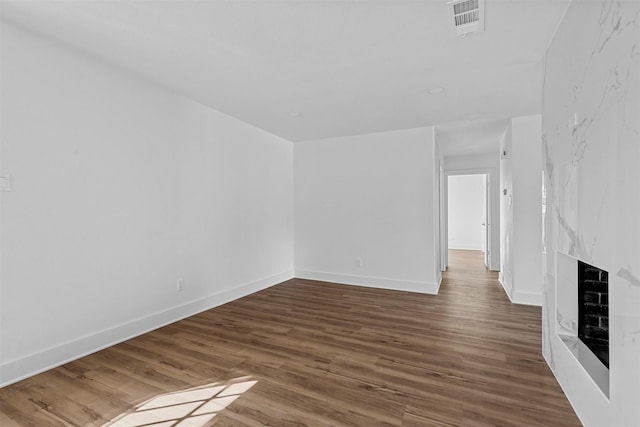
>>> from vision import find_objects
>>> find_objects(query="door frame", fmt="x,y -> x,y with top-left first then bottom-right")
443,167 -> 499,271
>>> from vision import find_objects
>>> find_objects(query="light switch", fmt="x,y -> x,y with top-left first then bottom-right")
0,175 -> 11,192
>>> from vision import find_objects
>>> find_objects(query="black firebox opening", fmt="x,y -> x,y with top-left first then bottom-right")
578,261 -> 609,368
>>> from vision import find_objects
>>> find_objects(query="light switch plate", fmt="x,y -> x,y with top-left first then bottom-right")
0,175 -> 11,192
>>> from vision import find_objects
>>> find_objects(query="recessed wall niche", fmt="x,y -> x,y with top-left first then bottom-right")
556,252 -> 609,398
578,261 -> 609,368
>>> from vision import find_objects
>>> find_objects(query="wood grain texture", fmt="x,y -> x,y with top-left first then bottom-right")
0,250 -> 581,426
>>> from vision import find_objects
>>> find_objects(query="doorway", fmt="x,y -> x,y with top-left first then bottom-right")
443,169 -> 496,271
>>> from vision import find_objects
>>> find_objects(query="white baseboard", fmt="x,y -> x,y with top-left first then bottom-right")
498,275 -> 542,306
0,270 -> 294,388
512,290 -> 543,306
498,274 -> 513,301
435,274 -> 442,294
448,245 -> 483,251
295,269 -> 439,295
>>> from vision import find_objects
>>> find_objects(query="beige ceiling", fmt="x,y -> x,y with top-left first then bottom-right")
0,0 -> 569,146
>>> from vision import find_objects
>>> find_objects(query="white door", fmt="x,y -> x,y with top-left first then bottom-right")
482,174 -> 490,268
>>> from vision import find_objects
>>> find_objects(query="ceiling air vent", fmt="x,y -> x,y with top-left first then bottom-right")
448,0 -> 485,36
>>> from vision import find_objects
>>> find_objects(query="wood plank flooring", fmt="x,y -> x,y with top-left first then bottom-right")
0,250 -> 581,426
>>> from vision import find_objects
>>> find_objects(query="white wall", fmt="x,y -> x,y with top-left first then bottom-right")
444,153 -> 500,271
511,115 -> 543,303
499,115 -> 542,306
294,127 -> 440,293
499,125 -> 515,295
448,175 -> 484,250
0,22 -> 294,386
433,132 -> 443,284
542,0 -> 640,424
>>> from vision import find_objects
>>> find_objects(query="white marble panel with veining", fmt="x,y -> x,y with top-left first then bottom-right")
542,0 -> 640,425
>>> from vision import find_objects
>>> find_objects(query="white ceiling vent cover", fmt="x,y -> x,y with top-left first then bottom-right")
448,0 -> 485,36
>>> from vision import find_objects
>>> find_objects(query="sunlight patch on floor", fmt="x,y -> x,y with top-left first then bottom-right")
103,377 -> 257,427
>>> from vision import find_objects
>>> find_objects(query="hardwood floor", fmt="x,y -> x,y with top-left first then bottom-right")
0,250 -> 581,426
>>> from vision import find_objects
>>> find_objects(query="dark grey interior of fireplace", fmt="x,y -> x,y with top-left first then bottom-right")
578,261 -> 609,368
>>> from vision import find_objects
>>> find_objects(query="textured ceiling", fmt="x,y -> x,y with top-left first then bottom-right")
0,0 -> 569,149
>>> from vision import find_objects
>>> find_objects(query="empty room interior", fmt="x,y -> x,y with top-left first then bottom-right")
0,0 -> 638,426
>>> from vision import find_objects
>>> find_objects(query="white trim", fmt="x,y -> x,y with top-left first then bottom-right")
448,244 -> 484,251
444,166 -> 500,271
295,270 -> 439,294
435,274 -> 443,294
498,274 -> 541,306
0,270 -> 294,387
498,274 -> 513,301
512,290 -> 543,306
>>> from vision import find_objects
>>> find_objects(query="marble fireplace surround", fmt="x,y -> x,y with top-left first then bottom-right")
541,0 -> 640,424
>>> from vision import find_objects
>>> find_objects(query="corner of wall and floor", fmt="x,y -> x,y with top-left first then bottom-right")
0,21 -> 295,387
